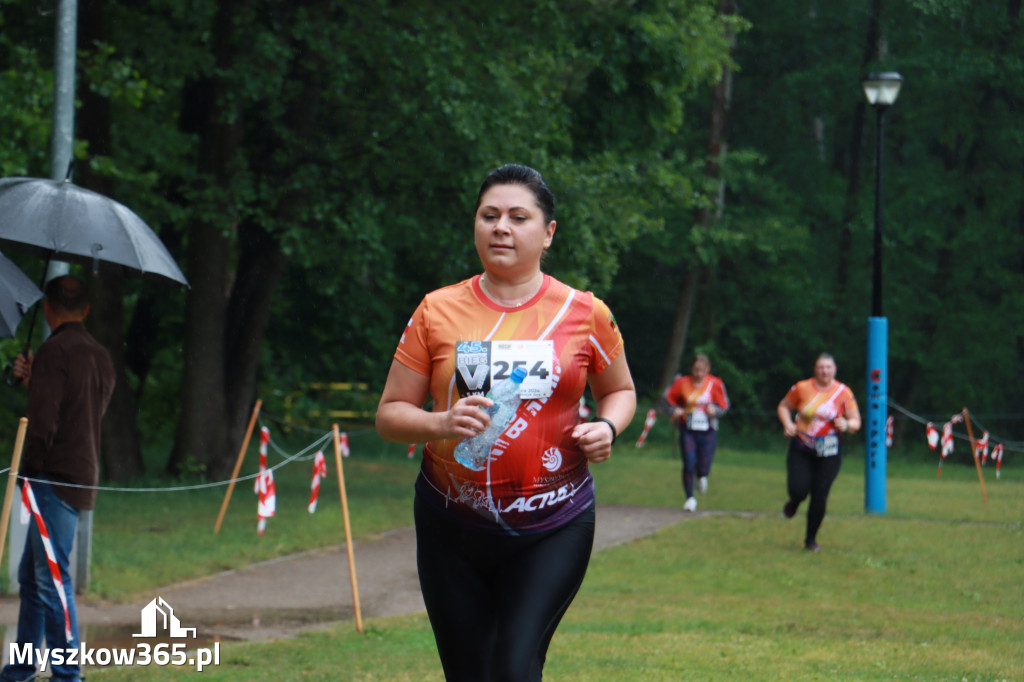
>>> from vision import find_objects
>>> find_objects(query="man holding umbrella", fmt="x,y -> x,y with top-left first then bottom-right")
1,275 -> 114,682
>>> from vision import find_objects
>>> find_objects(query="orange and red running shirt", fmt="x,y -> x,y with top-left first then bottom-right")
785,379 -> 858,449
393,274 -> 624,535
663,374 -> 729,431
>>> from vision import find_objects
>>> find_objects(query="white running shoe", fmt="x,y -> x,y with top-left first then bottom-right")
697,476 -> 708,494
683,496 -> 698,512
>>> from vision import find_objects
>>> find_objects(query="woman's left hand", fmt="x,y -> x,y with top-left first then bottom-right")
572,421 -> 615,463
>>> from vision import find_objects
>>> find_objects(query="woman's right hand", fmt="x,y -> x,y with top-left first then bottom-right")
440,394 -> 495,440
782,421 -> 797,438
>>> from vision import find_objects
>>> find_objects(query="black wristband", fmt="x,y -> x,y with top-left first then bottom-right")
591,417 -> 617,444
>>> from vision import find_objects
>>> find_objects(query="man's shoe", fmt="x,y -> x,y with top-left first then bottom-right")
683,496 -> 698,512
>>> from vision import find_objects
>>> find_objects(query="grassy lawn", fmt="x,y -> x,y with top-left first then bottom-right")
5,424 -> 1022,680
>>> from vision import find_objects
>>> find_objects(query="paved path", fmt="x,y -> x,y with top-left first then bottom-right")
0,505 -> 699,644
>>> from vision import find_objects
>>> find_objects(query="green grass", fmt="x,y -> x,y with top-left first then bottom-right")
7,427 -> 1023,680
26,427 -> 420,600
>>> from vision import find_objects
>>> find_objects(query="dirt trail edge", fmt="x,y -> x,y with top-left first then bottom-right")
1,504 -> 700,643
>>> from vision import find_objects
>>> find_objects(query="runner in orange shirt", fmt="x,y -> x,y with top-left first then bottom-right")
776,353 -> 860,551
377,164 -> 636,682
662,353 -> 729,511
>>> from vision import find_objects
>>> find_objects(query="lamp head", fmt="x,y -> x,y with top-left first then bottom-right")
862,72 -> 904,107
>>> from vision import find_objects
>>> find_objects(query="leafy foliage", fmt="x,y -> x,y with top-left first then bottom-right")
1,0 -> 1021,464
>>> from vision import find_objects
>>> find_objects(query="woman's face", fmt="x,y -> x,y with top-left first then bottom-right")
814,357 -> 837,386
475,184 -> 555,279
691,361 -> 709,382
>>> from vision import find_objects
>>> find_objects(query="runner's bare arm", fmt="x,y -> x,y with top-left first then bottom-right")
777,397 -> 798,438
376,359 -> 492,443
836,400 -> 862,434
574,352 -> 636,463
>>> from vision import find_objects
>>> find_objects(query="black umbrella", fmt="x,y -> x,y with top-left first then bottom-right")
0,176 -> 188,287
0,249 -> 43,339
0,173 -> 188,385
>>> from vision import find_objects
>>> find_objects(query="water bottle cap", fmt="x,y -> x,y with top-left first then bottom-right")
511,366 -> 527,382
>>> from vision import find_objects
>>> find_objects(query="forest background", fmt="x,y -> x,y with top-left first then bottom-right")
0,0 -> 1021,481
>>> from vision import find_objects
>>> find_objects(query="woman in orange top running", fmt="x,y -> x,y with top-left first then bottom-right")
376,164 -> 636,681
662,353 -> 729,511
776,353 -> 860,551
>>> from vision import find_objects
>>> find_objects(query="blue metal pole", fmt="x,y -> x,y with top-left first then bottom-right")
865,317 -> 887,514
865,103 -> 888,514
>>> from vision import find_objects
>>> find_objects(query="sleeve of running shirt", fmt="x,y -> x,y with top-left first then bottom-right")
589,296 -> 624,374
784,383 -> 802,411
393,297 -> 432,376
839,384 -> 859,417
711,376 -> 730,414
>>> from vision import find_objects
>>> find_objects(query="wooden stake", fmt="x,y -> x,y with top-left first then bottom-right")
333,424 -> 363,634
0,418 -> 29,563
214,400 -> 262,534
961,407 -> 988,504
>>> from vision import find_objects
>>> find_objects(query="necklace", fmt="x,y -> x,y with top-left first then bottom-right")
479,273 -> 542,308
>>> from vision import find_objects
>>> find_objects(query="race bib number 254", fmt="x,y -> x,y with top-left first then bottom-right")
455,340 -> 554,399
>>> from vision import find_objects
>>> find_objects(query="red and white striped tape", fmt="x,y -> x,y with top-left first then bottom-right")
635,408 -> 657,448
940,422 -> 953,457
407,443 -> 417,458
255,426 -> 276,534
308,450 -> 327,513
885,415 -> 894,448
938,422 -> 954,476
339,432 -> 350,458
21,481 -> 73,641
925,422 -> 939,450
975,431 -> 989,463
991,443 -> 1004,478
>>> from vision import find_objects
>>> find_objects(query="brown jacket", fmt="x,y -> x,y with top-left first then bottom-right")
20,321 -> 115,510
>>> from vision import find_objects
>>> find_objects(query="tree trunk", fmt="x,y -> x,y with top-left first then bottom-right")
77,0 -> 145,480
172,0 -> 326,476
658,267 -> 700,391
168,0 -> 243,476
217,224 -> 288,476
656,0 -> 736,391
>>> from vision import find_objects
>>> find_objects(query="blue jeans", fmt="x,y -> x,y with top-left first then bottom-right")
1,480 -> 82,682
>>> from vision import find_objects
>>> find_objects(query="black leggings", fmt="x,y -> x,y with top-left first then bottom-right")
786,439 -> 843,545
414,494 -> 595,682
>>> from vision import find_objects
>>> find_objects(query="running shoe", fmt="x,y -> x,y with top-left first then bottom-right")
697,476 -> 708,494
683,496 -> 698,512
783,500 -> 798,518
804,541 -> 821,552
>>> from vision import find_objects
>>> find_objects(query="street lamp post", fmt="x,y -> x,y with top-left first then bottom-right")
862,72 -> 903,515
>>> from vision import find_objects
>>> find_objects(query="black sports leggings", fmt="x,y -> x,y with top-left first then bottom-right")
786,439 -> 843,545
414,494 -> 595,682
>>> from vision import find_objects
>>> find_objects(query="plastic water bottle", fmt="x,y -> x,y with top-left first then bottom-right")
454,366 -> 527,471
